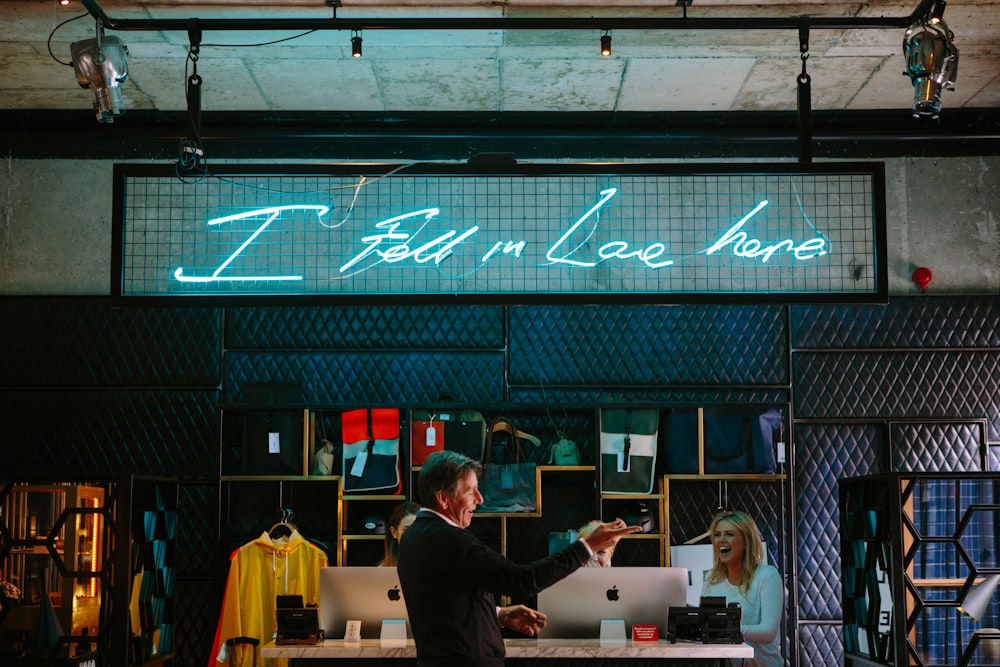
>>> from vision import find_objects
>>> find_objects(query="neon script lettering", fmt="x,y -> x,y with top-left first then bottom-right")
172,193 -> 828,285
703,200 -> 827,262
173,205 -> 330,283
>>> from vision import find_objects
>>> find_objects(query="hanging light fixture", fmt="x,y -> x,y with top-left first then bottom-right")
903,0 -> 958,119
70,23 -> 129,123
958,573 -> 1000,622
351,29 -> 363,58
600,29 -> 612,57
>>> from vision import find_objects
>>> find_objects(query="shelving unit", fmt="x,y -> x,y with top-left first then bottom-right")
839,473 -> 1000,667
218,403 -> 789,571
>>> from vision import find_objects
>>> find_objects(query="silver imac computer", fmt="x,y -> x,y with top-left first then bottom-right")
319,566 -> 411,640
537,566 -> 689,639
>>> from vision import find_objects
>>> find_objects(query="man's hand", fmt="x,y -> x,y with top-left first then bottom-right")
499,604 -> 547,637
581,518 -> 642,553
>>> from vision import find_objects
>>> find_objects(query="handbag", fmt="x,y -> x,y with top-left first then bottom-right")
665,407 -> 780,474
547,437 -> 581,465
600,407 -> 659,494
442,410 -> 487,462
476,417 -> 540,514
341,408 -> 402,493
410,410 -> 445,466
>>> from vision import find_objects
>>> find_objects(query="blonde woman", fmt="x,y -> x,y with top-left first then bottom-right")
701,510 -> 783,667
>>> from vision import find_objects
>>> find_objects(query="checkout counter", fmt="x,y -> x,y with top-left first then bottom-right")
262,637 -> 753,665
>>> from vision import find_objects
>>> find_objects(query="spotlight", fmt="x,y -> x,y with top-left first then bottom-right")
600,29 -> 612,57
70,33 -> 129,123
903,1 -> 958,119
351,30 -> 362,58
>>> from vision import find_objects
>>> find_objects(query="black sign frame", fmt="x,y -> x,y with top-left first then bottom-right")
111,161 -> 887,305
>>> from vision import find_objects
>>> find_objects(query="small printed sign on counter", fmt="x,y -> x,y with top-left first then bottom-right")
632,624 -> 659,642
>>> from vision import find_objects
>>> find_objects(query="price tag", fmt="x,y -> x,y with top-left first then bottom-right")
500,466 -> 514,489
426,425 -> 437,447
350,450 -> 369,477
268,432 -> 280,454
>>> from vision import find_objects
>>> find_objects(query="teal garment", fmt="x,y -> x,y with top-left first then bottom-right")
702,564 -> 784,667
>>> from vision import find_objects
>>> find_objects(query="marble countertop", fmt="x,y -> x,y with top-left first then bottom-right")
261,638 -> 754,659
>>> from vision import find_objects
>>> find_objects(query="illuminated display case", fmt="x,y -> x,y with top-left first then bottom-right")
0,477 -> 177,667
0,484 -> 104,654
839,473 -> 1000,667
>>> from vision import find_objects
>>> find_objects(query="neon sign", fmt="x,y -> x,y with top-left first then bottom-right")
112,162 -> 886,304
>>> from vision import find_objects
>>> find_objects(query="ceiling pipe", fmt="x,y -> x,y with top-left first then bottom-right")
80,0 -> 937,34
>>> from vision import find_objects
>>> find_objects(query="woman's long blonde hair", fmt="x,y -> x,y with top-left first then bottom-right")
703,510 -> 766,595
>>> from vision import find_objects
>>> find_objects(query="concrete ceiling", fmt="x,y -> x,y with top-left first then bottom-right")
2,0 -> 999,120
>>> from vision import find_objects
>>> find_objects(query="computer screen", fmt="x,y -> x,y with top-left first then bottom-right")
537,566 -> 689,639
319,566 -> 410,640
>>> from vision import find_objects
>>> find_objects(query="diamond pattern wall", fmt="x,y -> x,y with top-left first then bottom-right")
0,389 -> 219,478
798,623 -> 844,667
225,304 -> 504,350
795,423 -> 885,620
791,296 -> 1000,349
889,421 -> 986,472
0,298 -> 221,386
509,304 -> 788,386
223,350 -> 505,405
5,295 -> 1000,667
793,351 -> 1000,441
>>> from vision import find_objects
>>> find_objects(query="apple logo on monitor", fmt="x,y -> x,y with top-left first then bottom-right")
606,586 -> 620,602
387,585 -> 402,602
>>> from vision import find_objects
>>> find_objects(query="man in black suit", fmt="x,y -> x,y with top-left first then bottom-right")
398,449 -> 639,667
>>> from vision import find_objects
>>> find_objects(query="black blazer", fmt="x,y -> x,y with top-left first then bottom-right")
398,511 -> 590,667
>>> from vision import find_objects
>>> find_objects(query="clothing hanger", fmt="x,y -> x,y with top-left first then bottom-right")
269,508 -> 296,540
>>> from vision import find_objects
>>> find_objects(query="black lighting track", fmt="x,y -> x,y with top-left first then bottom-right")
80,0 -> 936,33
3,109 -> 999,160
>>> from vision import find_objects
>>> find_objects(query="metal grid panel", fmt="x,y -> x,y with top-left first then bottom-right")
225,304 -> 504,350
509,304 -> 788,386
118,168 -> 882,300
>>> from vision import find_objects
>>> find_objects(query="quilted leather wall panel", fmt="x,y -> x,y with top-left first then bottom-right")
177,482 -> 219,577
0,297 -> 221,386
791,296 -> 1000,349
798,623 -> 844,667
0,389 -> 219,479
225,305 -> 504,349
508,305 -> 788,386
795,423 -> 885,619
792,351 -> 1000,441
223,351 -> 505,404
174,577 -> 220,667
889,421 -> 987,472
510,387 -> 789,405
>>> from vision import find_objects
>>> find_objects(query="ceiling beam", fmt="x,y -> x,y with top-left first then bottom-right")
80,0 -> 936,33
3,109 -> 997,161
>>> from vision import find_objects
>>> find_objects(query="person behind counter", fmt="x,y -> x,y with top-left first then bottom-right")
398,449 -> 639,667
379,501 -> 420,567
701,510 -> 784,667
577,520 -> 614,567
